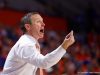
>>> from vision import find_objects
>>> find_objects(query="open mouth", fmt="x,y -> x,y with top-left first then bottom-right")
40,29 -> 44,33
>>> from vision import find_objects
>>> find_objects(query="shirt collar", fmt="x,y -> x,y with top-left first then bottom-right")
24,34 -> 38,44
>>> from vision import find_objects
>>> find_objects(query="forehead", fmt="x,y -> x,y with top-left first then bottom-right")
30,14 -> 43,20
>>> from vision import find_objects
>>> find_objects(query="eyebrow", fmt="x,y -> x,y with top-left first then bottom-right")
35,18 -> 43,21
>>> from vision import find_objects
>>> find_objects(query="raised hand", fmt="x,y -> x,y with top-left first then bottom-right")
61,30 -> 75,50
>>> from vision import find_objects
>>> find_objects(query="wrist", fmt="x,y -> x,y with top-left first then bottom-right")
61,43 -> 69,50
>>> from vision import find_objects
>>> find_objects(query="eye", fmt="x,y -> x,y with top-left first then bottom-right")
36,20 -> 41,23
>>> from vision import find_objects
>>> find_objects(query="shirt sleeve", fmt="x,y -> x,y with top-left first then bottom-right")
15,44 -> 66,69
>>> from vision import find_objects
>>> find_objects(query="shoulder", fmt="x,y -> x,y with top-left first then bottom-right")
18,34 -> 36,47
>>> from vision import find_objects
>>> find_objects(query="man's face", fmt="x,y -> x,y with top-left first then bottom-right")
28,14 -> 45,39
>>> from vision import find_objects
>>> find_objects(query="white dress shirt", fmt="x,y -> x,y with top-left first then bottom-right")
1,34 -> 66,75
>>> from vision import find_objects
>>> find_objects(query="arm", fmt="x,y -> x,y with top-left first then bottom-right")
16,31 -> 75,69
16,45 -> 66,69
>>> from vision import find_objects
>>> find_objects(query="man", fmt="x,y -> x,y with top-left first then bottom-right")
2,12 -> 75,75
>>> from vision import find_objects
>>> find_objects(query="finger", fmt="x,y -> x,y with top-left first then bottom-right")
66,30 -> 73,39
70,30 -> 73,36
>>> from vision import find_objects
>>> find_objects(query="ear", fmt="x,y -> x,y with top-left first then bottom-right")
25,24 -> 30,31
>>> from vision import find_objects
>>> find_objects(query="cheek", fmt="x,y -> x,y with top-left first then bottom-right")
35,24 -> 41,30
31,26 -> 39,32
31,24 -> 41,32
29,26 -> 35,32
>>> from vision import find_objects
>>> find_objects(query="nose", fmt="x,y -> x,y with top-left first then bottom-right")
42,22 -> 45,26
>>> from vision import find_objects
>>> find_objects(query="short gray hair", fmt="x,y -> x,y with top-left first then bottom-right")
20,12 -> 39,34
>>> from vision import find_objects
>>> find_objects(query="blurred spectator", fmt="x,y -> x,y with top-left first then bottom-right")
0,20 -> 100,75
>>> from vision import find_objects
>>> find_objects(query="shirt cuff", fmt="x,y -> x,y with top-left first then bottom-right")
58,45 -> 66,54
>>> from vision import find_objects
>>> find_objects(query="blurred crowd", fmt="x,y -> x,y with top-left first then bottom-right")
0,23 -> 100,75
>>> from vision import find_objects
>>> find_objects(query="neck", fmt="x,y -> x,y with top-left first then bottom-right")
25,32 -> 39,41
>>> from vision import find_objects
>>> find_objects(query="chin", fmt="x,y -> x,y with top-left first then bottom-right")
39,35 -> 44,39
